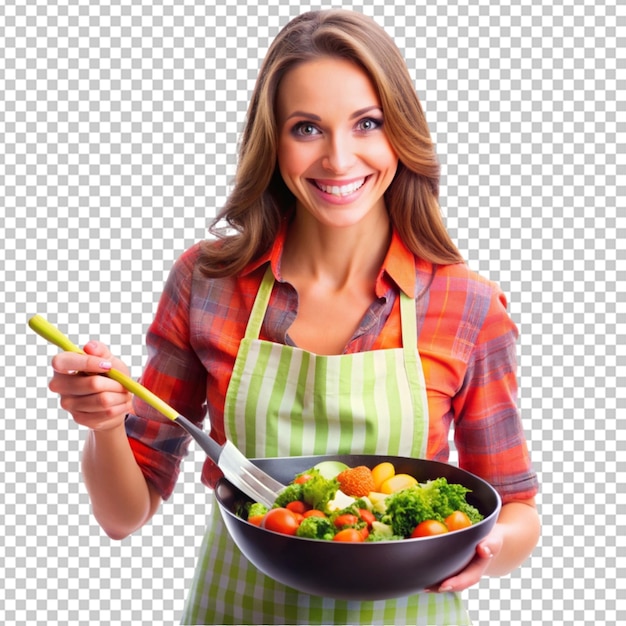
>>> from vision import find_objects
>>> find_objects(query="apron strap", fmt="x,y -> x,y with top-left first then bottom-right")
399,289 -> 428,457
244,265 -> 275,340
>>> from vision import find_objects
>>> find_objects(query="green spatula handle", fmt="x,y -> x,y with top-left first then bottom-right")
28,315 -> 179,422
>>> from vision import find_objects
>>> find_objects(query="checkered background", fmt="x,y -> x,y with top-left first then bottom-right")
1,0 -> 623,624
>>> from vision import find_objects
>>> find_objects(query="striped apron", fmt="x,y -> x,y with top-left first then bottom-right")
181,267 -> 469,625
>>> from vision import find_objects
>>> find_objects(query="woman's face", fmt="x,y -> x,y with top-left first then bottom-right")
275,57 -> 398,229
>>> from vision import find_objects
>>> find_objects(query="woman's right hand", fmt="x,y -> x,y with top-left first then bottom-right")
48,340 -> 134,432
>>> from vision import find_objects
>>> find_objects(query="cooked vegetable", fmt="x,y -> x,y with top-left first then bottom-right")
300,471 -> 340,512
273,482 -> 304,508
380,473 -> 418,494
411,519 -> 449,538
239,463 -> 484,542
333,528 -> 365,542
382,485 -> 437,537
262,508 -> 300,536
336,465 -> 376,497
420,477 -> 483,525
444,510 -> 472,531
313,460 -> 349,478
366,521 -> 403,542
371,462 -> 395,491
296,516 -> 336,540
248,502 -> 269,519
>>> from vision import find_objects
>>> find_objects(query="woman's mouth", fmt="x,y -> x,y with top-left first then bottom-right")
312,177 -> 368,197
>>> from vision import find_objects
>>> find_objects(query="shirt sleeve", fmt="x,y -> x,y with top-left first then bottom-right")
125,245 -> 209,500
452,282 -> 539,504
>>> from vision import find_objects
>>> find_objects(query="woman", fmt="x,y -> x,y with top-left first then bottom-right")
49,10 -> 539,625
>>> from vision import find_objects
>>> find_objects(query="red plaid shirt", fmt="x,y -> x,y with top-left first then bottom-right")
126,224 -> 538,503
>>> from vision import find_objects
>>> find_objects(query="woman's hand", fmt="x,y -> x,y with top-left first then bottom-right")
427,499 -> 540,593
48,340 -> 133,432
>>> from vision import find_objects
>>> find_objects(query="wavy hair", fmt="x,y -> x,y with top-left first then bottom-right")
199,9 -> 463,276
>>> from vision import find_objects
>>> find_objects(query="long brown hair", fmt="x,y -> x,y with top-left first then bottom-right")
199,9 -> 463,277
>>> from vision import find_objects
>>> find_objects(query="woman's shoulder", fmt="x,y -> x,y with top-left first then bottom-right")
429,261 -> 503,300
428,262 -> 514,331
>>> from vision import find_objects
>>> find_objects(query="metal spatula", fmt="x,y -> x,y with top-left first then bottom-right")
28,315 -> 285,508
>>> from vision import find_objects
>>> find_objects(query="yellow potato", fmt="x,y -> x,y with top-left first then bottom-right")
380,473 -> 418,494
371,462 -> 395,491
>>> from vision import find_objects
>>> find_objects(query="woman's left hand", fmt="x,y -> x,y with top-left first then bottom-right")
426,498 -> 540,593
426,525 -> 504,593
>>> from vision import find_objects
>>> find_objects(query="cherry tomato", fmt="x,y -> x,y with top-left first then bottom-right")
262,508 -> 300,536
303,509 -> 327,518
359,526 -> 370,540
411,520 -> 449,538
333,514 -> 360,529
247,515 -> 265,527
294,474 -> 314,484
286,500 -> 311,515
444,510 -> 472,531
358,509 -> 376,527
333,528 -> 365,542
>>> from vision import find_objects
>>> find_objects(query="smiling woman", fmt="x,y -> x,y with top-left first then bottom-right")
44,8 -> 539,626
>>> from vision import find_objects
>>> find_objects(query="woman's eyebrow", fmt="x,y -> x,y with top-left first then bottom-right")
284,105 -> 382,122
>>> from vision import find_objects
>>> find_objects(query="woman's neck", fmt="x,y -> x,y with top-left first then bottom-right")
281,210 -> 392,291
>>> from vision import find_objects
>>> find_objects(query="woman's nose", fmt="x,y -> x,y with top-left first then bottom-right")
322,135 -> 356,174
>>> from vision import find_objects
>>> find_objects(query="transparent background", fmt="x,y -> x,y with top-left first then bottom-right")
1,0 -> 623,624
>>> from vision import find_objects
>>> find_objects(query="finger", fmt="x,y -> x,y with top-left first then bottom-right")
63,395 -> 134,432
436,543 -> 493,593
51,351 -> 113,376
50,367 -> 127,396
82,340 -> 113,359
60,388 -> 133,417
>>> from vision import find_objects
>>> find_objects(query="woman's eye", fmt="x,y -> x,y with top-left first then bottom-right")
356,117 -> 382,132
293,122 -> 320,137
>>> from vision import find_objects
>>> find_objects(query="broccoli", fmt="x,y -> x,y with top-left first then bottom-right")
247,502 -> 269,519
421,477 -> 483,524
382,486 -> 437,537
273,482 -> 304,508
300,471 -> 340,513
295,516 -> 336,540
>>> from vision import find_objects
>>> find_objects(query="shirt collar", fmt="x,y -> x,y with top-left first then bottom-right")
242,220 -> 418,298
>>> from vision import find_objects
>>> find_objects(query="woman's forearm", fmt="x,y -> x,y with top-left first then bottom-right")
486,499 -> 541,576
81,422 -> 161,540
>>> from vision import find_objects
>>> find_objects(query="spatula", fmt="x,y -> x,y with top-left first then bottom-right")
28,314 -> 285,508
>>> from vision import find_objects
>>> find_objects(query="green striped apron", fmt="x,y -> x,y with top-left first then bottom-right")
181,267 -> 469,625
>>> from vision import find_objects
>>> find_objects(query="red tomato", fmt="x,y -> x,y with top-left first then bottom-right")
333,514 -> 360,529
248,515 -> 265,527
411,520 -> 449,538
262,508 -> 300,536
333,528 -> 365,542
294,474 -> 314,484
444,510 -> 472,531
359,526 -> 370,540
286,500 -> 311,515
303,509 -> 327,518
358,509 -> 376,527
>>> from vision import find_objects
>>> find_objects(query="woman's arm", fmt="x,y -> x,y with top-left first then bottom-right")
50,341 -> 162,540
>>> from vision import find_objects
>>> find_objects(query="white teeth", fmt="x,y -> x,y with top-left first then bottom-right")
316,178 -> 365,196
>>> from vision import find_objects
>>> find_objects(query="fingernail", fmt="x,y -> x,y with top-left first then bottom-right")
67,370 -> 78,375
439,585 -> 453,593
99,361 -> 112,370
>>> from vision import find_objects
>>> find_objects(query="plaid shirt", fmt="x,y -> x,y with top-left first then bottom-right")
126,223 -> 538,503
